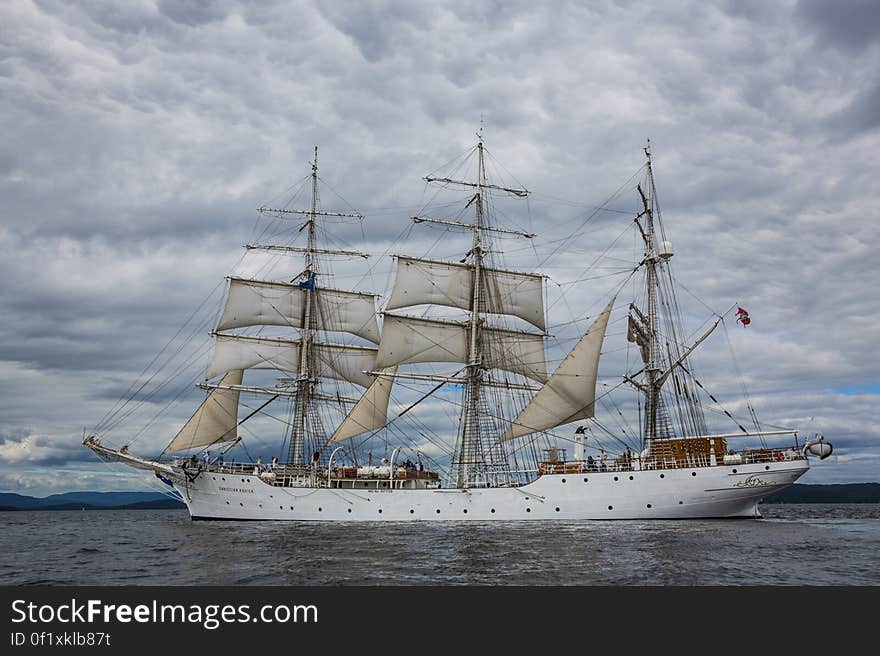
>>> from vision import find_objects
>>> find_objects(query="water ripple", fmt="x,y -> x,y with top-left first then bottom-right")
0,505 -> 877,585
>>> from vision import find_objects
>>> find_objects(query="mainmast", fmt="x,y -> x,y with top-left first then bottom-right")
458,138 -> 487,488
381,135 -> 533,488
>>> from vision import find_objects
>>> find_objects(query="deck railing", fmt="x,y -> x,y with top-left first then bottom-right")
538,446 -> 805,475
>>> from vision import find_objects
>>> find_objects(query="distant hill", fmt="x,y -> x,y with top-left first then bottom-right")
0,491 -> 184,511
761,483 -> 880,504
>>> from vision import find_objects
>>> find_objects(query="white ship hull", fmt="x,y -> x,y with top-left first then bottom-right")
175,459 -> 808,521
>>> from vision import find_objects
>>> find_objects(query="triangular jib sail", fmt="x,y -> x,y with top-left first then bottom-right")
165,369 -> 243,453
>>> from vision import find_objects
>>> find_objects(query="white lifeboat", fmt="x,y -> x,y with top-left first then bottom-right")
803,433 -> 833,460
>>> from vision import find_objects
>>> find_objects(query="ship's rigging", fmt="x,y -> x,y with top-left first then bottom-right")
89,139 -> 792,492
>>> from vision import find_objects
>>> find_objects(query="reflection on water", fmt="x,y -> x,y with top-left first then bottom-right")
1,504 -> 877,585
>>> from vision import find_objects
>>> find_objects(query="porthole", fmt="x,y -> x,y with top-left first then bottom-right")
241,479 -> 245,483
526,508 -> 531,513
239,503 -> 243,507
258,504 -> 262,508
491,509 -> 496,513
436,509 -> 440,514
410,509 -> 414,514
212,476 -> 216,480
613,476 -> 619,481
561,478 -> 566,483
647,504 -> 652,508
318,507 -> 322,512
678,501 -> 683,505
347,508 -> 352,513
463,509 -> 468,514
629,476 -> 634,480
279,505 -> 283,510
378,509 -> 382,514
691,472 -> 696,477
732,469 -> 738,474
221,477 -> 225,481
660,473 -> 665,478
290,506 -> 294,510
226,501 -> 230,505
765,465 -> 770,470
555,507 -> 560,512
608,505 -> 613,510
583,477 -> 589,483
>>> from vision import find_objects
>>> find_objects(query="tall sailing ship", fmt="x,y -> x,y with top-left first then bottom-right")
85,139 -> 832,520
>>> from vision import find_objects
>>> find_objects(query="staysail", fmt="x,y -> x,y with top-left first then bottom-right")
329,367 -> 397,443
501,298 -> 615,441
165,369 -> 243,453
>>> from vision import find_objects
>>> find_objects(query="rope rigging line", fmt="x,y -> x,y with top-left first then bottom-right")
721,320 -> 764,438
93,276 -> 230,435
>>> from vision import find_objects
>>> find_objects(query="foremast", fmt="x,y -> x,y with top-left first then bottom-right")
201,148 -> 375,466
290,147 -> 319,465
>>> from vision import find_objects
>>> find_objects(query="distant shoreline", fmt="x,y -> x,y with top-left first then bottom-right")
1,483 -> 877,510
760,482 -> 880,504
0,499 -> 186,511
0,491 -> 185,511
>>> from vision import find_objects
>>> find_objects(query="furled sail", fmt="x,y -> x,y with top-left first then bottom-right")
627,315 -> 650,364
501,298 -> 615,441
385,257 -> 545,330
217,278 -> 379,343
165,370 -> 243,453
207,333 -> 378,387
329,367 -> 397,443
376,314 -> 548,382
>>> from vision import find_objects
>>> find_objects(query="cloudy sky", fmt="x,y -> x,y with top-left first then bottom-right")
1,0 -> 878,496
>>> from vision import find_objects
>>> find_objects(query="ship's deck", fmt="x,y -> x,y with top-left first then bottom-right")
174,437 -> 805,490
538,438 -> 807,474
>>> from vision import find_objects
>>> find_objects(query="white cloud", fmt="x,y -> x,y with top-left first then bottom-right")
1,0 -> 878,495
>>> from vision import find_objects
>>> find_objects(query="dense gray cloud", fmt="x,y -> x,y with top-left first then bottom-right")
1,0 -> 878,495
796,0 -> 880,53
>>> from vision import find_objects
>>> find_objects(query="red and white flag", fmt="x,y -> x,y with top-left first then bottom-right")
736,307 -> 751,326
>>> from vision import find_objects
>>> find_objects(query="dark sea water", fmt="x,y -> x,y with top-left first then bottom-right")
1,504 -> 877,586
